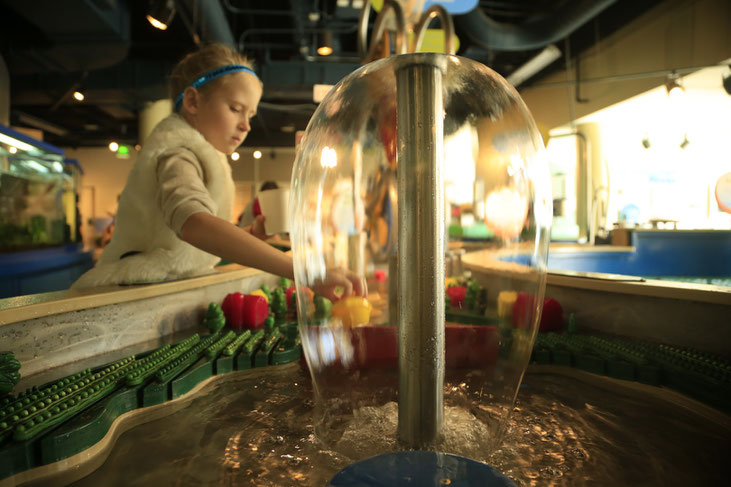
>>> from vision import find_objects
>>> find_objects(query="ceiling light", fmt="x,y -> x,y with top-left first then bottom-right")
231,152 -> 240,161
506,45 -> 562,88
9,146 -> 17,154
109,141 -> 119,152
0,132 -> 35,152
73,91 -> 85,101
665,73 -> 684,100
253,150 -> 262,159
147,0 -> 176,31
317,30 -> 334,56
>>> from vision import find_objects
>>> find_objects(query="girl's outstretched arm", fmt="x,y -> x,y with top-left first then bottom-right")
181,211 -> 294,279
180,212 -> 367,298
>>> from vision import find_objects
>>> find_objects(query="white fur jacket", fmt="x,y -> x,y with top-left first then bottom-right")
72,114 -> 234,289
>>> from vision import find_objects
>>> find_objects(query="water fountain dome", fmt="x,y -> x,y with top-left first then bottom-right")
290,51 -> 552,469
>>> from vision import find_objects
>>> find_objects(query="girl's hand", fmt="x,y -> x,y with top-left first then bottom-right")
249,214 -> 268,240
312,267 -> 368,302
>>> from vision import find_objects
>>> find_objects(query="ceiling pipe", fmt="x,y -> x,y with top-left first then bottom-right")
179,0 -> 236,48
455,0 -> 617,52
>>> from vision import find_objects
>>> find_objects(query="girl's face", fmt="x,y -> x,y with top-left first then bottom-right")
184,72 -> 262,155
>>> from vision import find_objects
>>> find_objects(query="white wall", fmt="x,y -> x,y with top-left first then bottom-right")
520,0 -> 731,130
576,64 -> 731,229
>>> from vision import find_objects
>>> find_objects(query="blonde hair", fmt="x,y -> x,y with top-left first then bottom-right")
168,43 -> 256,103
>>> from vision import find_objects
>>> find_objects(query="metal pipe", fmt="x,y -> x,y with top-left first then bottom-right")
396,53 -> 447,448
358,0 -> 407,62
412,5 -> 455,55
455,0 -> 616,51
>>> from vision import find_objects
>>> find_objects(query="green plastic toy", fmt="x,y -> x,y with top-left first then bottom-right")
202,303 -> 226,334
314,295 -> 333,320
259,284 -> 272,302
0,353 -> 21,396
270,288 -> 287,321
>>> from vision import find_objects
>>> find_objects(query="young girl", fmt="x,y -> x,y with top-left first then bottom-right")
73,44 -> 365,300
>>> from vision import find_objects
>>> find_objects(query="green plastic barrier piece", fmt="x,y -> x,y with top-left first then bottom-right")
170,357 -> 215,399
204,330 -> 237,359
143,334 -> 220,406
235,329 -> 266,370
0,433 -> 33,480
222,330 -> 252,357
215,355 -> 235,375
126,335 -> 200,386
271,335 -> 302,365
13,357 -> 136,441
217,330 -> 253,374
255,329 -> 283,367
1,369 -> 93,430
155,333 -> 221,384
39,382 -> 144,465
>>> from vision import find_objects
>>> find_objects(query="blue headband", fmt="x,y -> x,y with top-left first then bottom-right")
174,64 -> 258,111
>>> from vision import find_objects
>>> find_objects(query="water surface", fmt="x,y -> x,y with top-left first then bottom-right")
68,363 -> 729,487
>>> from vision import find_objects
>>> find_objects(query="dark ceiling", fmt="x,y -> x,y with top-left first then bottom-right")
0,0 -> 664,149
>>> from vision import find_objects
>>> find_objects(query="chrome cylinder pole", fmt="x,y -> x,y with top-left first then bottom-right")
396,53 -> 447,448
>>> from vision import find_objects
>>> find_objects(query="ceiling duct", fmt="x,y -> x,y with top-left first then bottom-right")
178,0 -> 235,48
1,0 -> 130,74
455,0 -> 617,52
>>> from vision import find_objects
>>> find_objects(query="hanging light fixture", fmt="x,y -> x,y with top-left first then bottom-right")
317,30 -> 334,56
665,72 -> 684,100
147,0 -> 176,31
72,91 -> 85,101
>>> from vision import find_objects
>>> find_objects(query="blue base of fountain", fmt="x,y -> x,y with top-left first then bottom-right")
327,450 -> 516,486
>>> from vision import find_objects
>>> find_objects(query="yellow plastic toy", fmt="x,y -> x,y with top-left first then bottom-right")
331,296 -> 373,327
250,289 -> 269,304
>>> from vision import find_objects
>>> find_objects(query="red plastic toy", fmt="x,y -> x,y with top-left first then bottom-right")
513,292 -> 564,332
446,285 -> 467,308
242,294 -> 269,329
222,292 -> 269,330
221,292 -> 245,328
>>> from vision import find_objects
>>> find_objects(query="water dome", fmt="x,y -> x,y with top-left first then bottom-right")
291,52 -> 552,462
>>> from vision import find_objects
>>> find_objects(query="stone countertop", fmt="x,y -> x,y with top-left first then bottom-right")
0,264 -> 261,327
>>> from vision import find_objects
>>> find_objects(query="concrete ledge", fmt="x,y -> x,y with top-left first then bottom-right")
0,264 -> 278,378
464,245 -> 731,357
